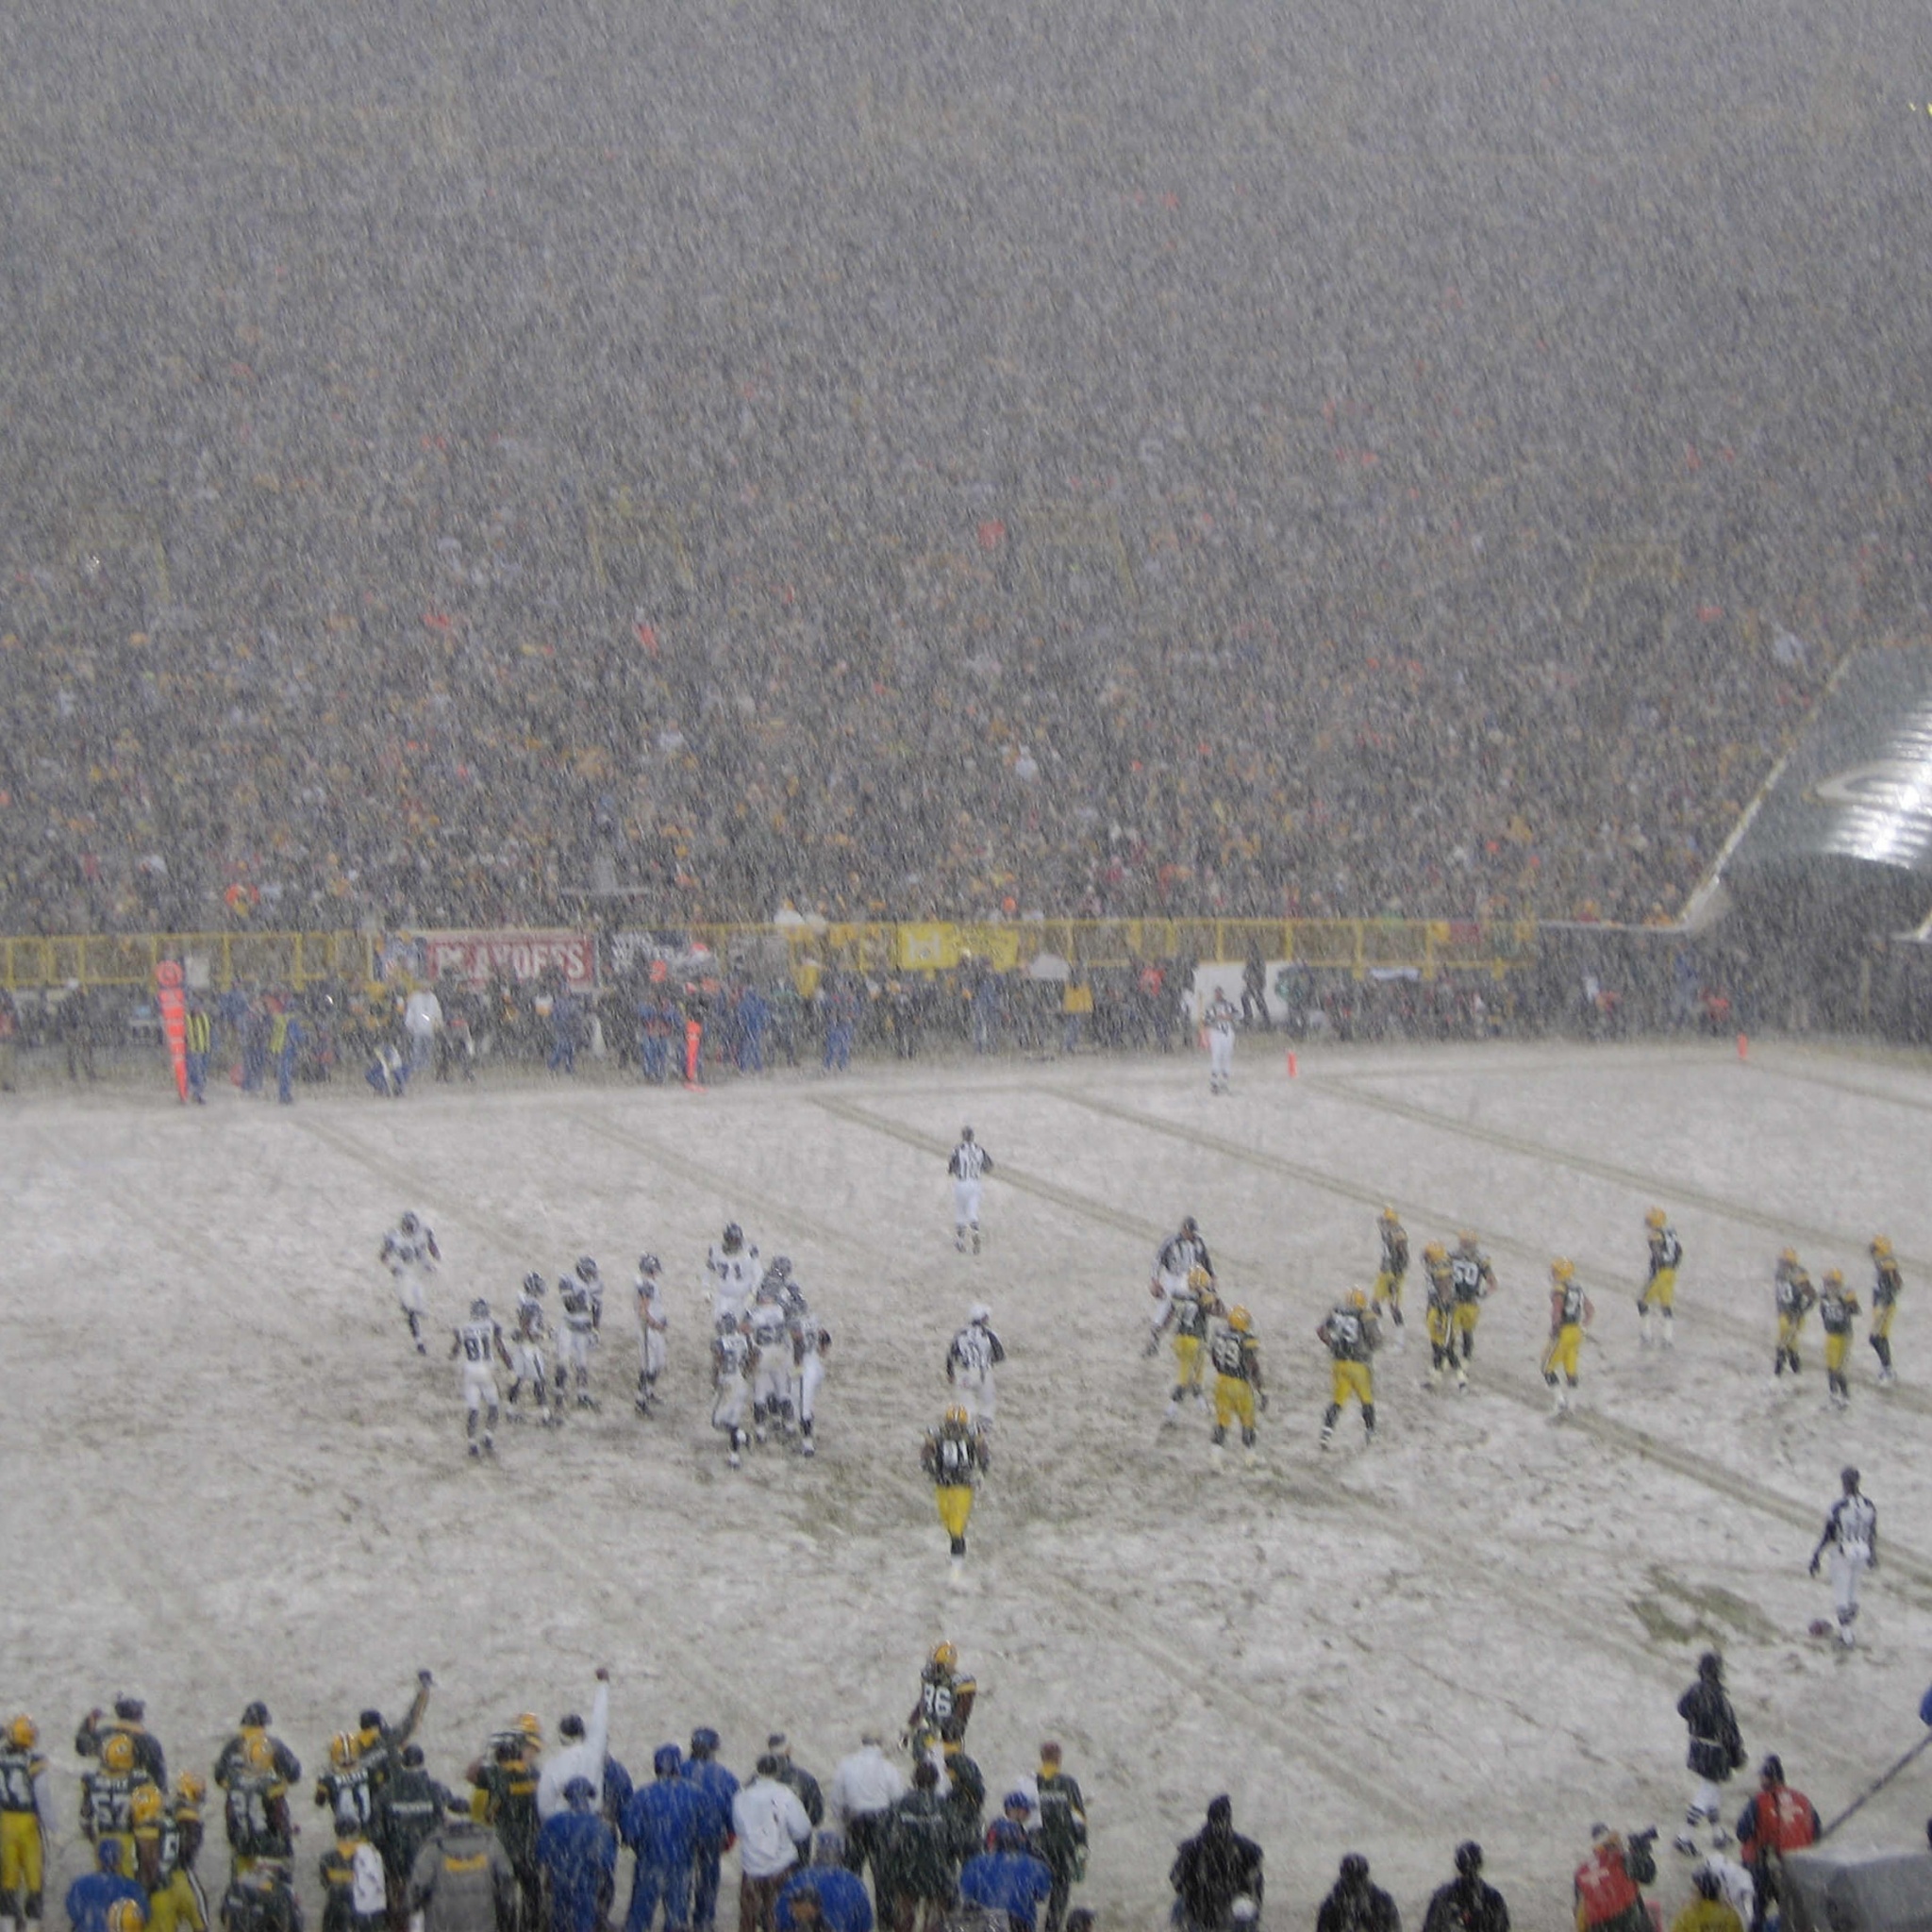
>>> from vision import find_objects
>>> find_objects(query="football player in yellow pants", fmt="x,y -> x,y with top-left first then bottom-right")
1774,1250 -> 1815,1378
1317,1290 -> 1378,1447
1421,1242 -> 1459,1388
1817,1270 -> 1861,1410
1208,1308 -> 1263,1470
1541,1259 -> 1592,1414
1371,1208 -> 1407,1350
923,1406 -> 985,1577
0,1714 -> 50,1932
1640,1208 -> 1682,1348
1868,1236 -> 1902,1385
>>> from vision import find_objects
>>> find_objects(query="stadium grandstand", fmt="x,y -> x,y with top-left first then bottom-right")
1,0 -> 1929,1027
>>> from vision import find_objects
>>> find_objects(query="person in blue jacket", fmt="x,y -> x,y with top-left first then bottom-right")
958,1822 -> 1054,1932
536,1779 -> 615,1932
682,1731 -> 739,1932
775,1838 -> 873,1932
67,1840 -> 151,1932
624,1746 -> 716,1932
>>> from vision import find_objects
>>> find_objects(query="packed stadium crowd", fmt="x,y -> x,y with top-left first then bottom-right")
8,0 -> 1924,947
0,441 -> 1856,944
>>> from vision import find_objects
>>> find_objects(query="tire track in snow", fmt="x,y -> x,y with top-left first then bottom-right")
1303,1073 -> 1932,1275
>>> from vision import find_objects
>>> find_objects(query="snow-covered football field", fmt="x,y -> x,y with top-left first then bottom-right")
5,1035 -> 1931,1928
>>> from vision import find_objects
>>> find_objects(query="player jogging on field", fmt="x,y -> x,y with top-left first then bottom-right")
1640,1208 -> 1682,1349
1773,1250 -> 1815,1379
948,1129 -> 993,1255
1450,1232 -> 1496,1386
1808,1466 -> 1877,1648
1422,1241 -> 1459,1390
1316,1291 -> 1378,1449
452,1300 -> 512,1459
923,1408 -> 986,1580
1160,1267 -> 1223,1424
1208,1306 -> 1263,1471
706,1224 -> 759,1324
711,1314 -> 752,1469
557,1257 -> 603,1411
380,1212 -> 441,1356
1868,1236 -> 1903,1383
0,1714 -> 51,1932
908,1643 -> 976,1765
1541,1258 -> 1593,1415
633,1256 -> 668,1417
1817,1270 -> 1861,1410
791,1317 -> 830,1457
506,1274 -> 555,1426
1371,1208 -> 1407,1346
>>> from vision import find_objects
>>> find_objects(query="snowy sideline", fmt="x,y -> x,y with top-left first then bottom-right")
4,1037 -> 1930,1928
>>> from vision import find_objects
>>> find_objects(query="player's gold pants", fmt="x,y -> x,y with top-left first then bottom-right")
1453,1304 -> 1481,1348
1776,1313 -> 1806,1357
1329,1360 -> 1373,1409
1426,1306 -> 1454,1351
1,1811 -> 44,1902
1641,1267 -> 1676,1311
936,1486 -> 974,1541
1824,1333 -> 1849,1374
1212,1376 -> 1256,1433
1372,1270 -> 1404,1311
1542,1324 -> 1582,1382
1172,1335 -> 1204,1391
1871,1303 -> 1895,1341
147,1869 -> 207,1932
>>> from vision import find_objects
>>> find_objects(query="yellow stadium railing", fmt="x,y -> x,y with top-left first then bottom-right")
0,919 -> 1540,992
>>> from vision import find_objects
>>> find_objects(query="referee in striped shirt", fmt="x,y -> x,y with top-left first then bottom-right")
949,1127 -> 993,1254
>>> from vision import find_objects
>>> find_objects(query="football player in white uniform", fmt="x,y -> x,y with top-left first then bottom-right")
634,1255 -> 668,1416
506,1272 -> 555,1424
452,1298 -> 512,1458
380,1211 -> 441,1354
706,1223 -> 760,1323
746,1275 -> 794,1443
945,1307 -> 1006,1461
791,1318 -> 830,1457
556,1257 -> 603,1411
711,1313 -> 753,1468
947,1128 -> 993,1254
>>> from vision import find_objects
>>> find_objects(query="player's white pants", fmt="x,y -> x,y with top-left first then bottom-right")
1829,1549 -> 1867,1634
712,1376 -> 748,1431
795,1354 -> 824,1426
393,1272 -> 427,1317
1688,1777 -> 1724,1823
639,1328 -> 666,1381
952,1179 -> 983,1233
558,1328 -> 594,1379
952,1366 -> 996,1428
1208,1030 -> 1234,1084
510,1341 -> 547,1389
461,1364 -> 499,1414
751,1356 -> 789,1415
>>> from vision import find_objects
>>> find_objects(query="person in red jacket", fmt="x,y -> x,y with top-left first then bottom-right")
1574,1827 -> 1649,1932
1734,1757 -> 1818,1931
